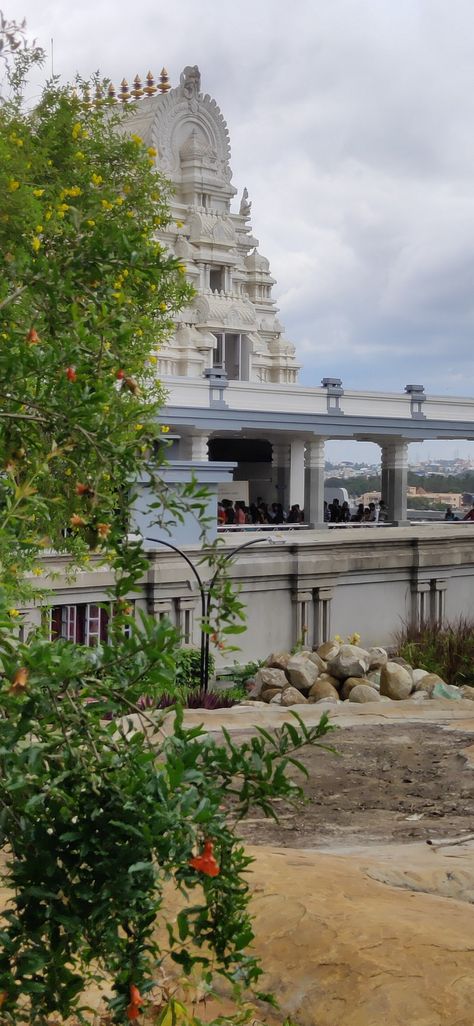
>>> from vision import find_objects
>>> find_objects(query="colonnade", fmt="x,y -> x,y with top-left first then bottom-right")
177,431 -> 411,526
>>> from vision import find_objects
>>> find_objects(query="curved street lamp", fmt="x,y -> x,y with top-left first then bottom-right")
146,535 -> 270,692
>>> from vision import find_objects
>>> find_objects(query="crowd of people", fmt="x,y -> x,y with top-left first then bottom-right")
217,496 -> 390,526
218,499 -> 304,526
324,498 -> 388,523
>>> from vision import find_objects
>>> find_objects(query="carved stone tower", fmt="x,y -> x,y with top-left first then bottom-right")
122,66 -> 299,383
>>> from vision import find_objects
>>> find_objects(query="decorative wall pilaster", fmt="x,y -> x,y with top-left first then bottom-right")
380,440 -> 409,524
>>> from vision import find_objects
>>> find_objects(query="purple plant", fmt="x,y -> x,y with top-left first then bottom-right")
137,689 -> 237,711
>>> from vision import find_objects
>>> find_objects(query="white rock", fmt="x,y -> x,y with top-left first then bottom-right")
368,647 -> 388,670
286,654 -> 319,691
348,684 -> 384,704
380,662 -> 413,700
327,644 -> 371,680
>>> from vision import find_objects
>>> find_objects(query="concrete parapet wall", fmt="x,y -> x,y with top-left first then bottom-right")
23,525 -> 474,662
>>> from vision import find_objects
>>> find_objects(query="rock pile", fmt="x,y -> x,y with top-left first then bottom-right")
245,643 -> 474,706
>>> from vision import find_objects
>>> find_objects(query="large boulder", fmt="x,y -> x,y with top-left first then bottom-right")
308,679 -> 340,703
316,640 -> 340,662
341,676 -> 368,700
327,644 -> 371,680
280,686 -> 308,706
263,687 -> 287,703
286,653 -> 319,692
317,672 -> 341,691
367,647 -> 388,670
265,651 -> 291,671
306,651 -> 327,674
254,667 -> 288,697
380,661 -> 413,700
348,684 -> 384,703
412,668 -> 430,686
414,672 -> 446,695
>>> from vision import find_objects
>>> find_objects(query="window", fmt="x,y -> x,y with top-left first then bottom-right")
210,267 -> 224,292
50,603 -> 111,645
212,333 -> 250,380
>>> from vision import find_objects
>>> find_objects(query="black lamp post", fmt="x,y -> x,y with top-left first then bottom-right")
146,535 -> 269,692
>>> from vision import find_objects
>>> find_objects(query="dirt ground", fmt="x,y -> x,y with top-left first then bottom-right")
231,722 -> 474,848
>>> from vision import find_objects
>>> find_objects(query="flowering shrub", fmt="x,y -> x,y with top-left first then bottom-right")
0,18 -> 334,1024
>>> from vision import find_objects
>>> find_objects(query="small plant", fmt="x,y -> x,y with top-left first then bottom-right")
334,632 -> 361,646
394,617 -> 474,686
217,658 -> 265,685
175,647 -> 216,690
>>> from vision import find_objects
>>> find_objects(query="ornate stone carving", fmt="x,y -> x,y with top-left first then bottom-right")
239,187 -> 252,218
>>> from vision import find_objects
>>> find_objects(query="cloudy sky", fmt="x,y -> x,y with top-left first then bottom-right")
5,0 -> 474,462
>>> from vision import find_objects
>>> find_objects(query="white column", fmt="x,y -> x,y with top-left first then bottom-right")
180,433 -> 209,461
272,442 -> 291,509
380,439 -> 409,524
289,439 -> 305,508
304,438 -> 325,527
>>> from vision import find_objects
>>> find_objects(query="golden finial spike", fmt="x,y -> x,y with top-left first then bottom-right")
131,74 -> 143,99
94,83 -> 104,106
119,78 -> 131,102
159,67 -> 171,93
144,70 -> 157,96
107,81 -> 117,103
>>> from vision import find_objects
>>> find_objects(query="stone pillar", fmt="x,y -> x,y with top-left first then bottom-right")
180,433 -> 209,461
304,438 -> 325,527
272,442 -> 291,509
289,439 -> 305,508
380,440 -> 409,525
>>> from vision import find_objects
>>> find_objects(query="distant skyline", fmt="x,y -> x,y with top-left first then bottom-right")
4,0 -> 474,462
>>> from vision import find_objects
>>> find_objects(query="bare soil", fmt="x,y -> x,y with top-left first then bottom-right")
231,723 -> 474,849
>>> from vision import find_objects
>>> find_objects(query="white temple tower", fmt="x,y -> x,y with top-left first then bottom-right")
122,66 -> 299,384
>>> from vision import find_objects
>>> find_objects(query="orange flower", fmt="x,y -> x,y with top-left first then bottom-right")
66,366 -> 77,382
10,667 -> 29,694
189,839 -> 220,877
126,984 -> 143,1020
97,522 -> 111,538
26,327 -> 40,344
75,482 -> 94,497
116,368 -> 125,379
70,514 -> 86,528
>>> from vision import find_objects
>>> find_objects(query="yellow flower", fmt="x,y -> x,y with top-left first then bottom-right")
176,221 -> 184,228
32,566 -> 43,577
161,425 -> 170,434
178,264 -> 186,274
101,199 -> 113,210
36,225 -> 43,233
45,210 -> 52,221
131,133 -> 142,145
8,180 -> 20,192
65,467 -> 72,476
74,151 -> 85,161
87,219 -> 95,227
112,291 -> 123,302
91,173 -> 103,186
31,236 -> 41,252
147,146 -> 157,157
8,608 -> 20,618
72,122 -> 82,139
148,355 -> 157,363
115,196 -> 124,205
159,302 -> 167,311
33,188 -> 44,197
102,472 -> 110,482
149,283 -> 156,292
134,423 -> 143,431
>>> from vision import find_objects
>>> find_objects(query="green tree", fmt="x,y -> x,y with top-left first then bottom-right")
0,19 -> 333,1025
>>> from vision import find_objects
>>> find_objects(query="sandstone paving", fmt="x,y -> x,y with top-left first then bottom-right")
238,840 -> 474,1026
